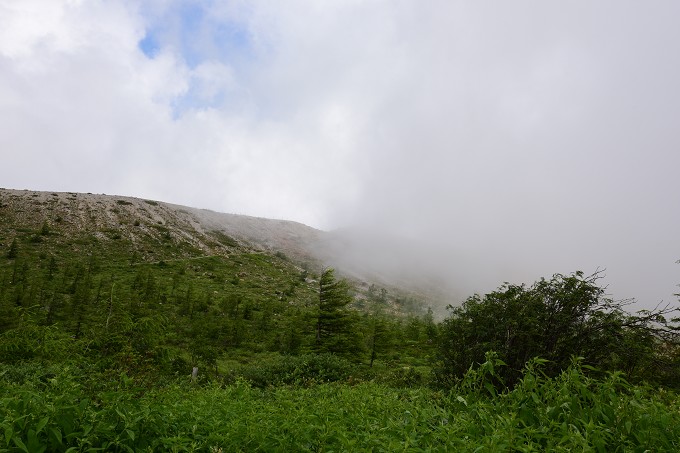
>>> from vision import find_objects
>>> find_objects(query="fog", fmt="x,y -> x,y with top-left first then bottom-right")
1,1 -> 678,309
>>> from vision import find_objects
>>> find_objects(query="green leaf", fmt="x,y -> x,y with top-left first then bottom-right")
126,429 -> 135,441
27,429 -> 41,453
36,417 -> 49,433
13,437 -> 29,453
4,427 -> 12,445
50,427 -> 62,445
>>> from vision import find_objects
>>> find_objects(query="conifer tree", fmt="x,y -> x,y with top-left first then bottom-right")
366,313 -> 392,367
315,268 -> 363,356
7,239 -> 17,259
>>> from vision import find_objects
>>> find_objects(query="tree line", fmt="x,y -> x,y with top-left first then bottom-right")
1,232 -> 679,390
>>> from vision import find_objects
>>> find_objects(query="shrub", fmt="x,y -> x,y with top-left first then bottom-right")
436,271 -> 680,388
235,353 -> 356,388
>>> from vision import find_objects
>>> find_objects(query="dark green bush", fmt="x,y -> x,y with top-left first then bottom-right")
436,271 -> 680,388
235,353 -> 356,387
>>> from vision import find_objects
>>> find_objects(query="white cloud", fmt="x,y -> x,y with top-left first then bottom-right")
0,0 -> 357,226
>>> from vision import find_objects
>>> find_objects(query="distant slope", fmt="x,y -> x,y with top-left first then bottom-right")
172,204 -> 324,265
0,188 -> 325,262
0,188 -> 444,315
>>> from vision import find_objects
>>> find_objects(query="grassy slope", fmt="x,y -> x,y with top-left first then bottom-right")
0,189 -> 434,372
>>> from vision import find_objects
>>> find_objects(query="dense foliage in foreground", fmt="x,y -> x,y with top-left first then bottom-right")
1,355 -> 679,452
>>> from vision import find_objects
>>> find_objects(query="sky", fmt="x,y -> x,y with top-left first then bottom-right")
1,0 -> 679,308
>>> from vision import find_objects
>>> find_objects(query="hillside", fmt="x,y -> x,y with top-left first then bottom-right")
0,188 -> 439,316
0,188 -> 315,263
0,187 -> 438,367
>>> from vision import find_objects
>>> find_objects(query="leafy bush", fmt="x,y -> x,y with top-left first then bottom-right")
376,366 -> 427,388
444,353 -> 680,451
234,353 -> 356,388
436,271 -> 680,388
2,360 -> 679,452
0,325 -> 74,364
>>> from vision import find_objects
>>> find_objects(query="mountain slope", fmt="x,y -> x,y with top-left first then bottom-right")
0,187 -> 441,379
0,188 -> 439,315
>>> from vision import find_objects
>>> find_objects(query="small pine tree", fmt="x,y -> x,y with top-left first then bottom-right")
315,268 -> 364,356
7,239 -> 17,259
366,313 -> 392,367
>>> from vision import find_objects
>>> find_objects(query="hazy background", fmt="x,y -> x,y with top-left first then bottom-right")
1,1 -> 678,308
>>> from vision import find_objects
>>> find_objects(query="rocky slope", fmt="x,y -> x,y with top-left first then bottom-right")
0,188 -> 450,315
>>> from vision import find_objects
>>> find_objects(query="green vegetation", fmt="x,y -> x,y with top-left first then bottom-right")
6,239 -> 17,260
436,271 -> 680,389
314,268 -> 364,356
0,189 -> 679,450
1,353 -> 679,451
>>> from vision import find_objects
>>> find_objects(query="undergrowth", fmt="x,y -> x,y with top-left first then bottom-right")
0,354 -> 677,452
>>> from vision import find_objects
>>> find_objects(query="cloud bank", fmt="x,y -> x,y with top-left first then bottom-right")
1,0 -> 678,307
